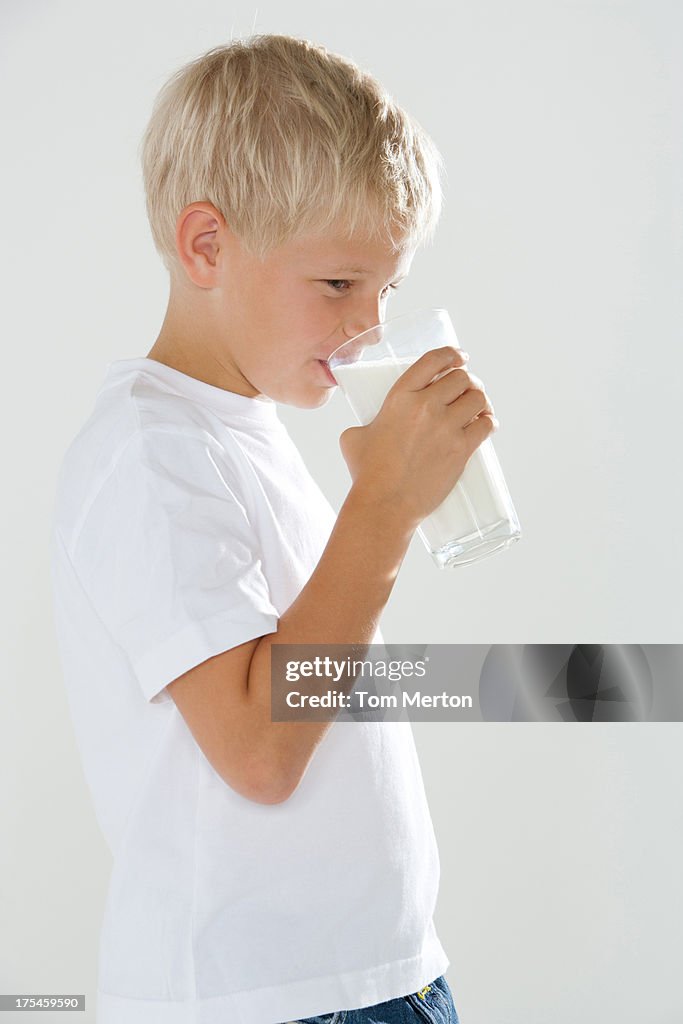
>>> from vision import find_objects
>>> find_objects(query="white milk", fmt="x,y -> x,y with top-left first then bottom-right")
333,358 -> 519,565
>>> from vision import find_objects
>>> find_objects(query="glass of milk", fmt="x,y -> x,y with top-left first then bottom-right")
327,308 -> 522,568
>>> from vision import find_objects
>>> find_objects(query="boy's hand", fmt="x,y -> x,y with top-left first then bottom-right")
339,346 -> 498,531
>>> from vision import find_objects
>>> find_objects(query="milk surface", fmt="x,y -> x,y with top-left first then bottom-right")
333,358 -> 514,555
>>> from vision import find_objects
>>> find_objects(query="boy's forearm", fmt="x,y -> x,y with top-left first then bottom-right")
246,485 -> 415,799
275,484 -> 414,642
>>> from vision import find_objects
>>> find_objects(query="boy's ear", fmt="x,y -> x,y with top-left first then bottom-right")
174,201 -> 226,286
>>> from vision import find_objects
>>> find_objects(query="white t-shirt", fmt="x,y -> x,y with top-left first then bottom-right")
50,357 -> 449,1024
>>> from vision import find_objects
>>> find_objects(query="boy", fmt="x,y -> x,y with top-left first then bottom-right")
50,34 -> 496,1024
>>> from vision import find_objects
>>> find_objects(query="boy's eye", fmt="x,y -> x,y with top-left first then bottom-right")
323,280 -> 400,296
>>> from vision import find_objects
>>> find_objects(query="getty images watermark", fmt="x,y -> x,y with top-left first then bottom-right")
279,648 -> 472,716
270,644 -> 683,722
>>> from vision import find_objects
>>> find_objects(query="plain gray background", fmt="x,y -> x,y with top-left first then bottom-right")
1,1 -> 682,1022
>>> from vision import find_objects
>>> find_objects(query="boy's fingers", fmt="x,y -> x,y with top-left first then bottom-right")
391,346 -> 469,393
464,411 -> 499,448
429,369 -> 495,415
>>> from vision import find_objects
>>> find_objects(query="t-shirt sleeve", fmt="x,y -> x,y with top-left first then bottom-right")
71,428 -> 279,705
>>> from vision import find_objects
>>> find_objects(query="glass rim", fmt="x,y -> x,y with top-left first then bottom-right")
327,307 -> 449,364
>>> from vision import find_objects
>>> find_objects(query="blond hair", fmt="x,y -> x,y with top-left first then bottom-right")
139,34 -> 444,275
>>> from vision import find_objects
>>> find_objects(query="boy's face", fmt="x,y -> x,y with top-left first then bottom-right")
174,211 -> 416,409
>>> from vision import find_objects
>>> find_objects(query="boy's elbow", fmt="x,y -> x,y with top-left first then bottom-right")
244,778 -> 297,806
251,782 -> 295,805
228,758 -> 298,806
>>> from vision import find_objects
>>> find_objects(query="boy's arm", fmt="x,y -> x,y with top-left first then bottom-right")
245,485 -> 416,798
166,483 -> 413,805
167,346 -> 496,804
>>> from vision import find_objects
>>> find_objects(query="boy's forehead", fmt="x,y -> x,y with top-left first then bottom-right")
284,231 -> 414,278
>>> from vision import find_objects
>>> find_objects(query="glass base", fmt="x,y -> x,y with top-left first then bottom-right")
427,518 -> 522,569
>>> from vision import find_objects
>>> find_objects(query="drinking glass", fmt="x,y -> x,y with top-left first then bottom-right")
328,308 -> 522,568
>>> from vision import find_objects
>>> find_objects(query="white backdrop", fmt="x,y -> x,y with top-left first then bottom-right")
1,1 -> 682,1022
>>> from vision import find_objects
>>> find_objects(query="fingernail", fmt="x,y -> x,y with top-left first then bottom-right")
461,351 -> 470,361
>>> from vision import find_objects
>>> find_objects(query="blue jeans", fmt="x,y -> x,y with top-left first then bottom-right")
282,974 -> 460,1023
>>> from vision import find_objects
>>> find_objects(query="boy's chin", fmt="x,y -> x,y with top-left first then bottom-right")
269,373 -> 338,409
286,386 -> 337,410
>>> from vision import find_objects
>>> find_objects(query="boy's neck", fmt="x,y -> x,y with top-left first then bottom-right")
145,336 -> 260,399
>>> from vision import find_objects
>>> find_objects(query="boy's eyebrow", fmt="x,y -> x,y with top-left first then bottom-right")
326,265 -> 369,274
325,266 -> 408,280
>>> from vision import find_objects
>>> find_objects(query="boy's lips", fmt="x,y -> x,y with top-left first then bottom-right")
315,359 -> 338,386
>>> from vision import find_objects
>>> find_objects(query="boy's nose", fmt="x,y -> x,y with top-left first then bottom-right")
343,304 -> 385,342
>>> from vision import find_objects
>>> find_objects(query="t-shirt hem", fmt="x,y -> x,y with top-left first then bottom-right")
95,940 -> 450,1024
134,609 -> 279,704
